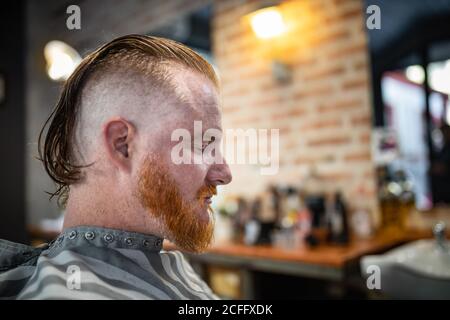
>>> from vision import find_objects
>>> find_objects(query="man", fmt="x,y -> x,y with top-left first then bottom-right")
0,35 -> 232,299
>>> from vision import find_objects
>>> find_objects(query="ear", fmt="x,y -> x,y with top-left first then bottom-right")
102,117 -> 136,172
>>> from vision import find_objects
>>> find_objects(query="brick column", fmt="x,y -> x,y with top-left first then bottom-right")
212,0 -> 379,223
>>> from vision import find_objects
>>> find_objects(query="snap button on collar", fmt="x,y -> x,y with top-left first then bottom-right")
85,231 -> 95,240
104,233 -> 114,243
68,231 -> 77,240
125,238 -> 134,246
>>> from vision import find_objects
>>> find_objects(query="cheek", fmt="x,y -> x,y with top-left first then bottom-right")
170,163 -> 208,198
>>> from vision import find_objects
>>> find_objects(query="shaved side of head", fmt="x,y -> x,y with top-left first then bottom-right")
74,64 -> 181,167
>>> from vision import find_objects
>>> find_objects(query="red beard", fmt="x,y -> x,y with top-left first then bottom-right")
137,157 -> 216,253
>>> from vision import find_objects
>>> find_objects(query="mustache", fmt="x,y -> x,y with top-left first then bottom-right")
197,185 -> 217,199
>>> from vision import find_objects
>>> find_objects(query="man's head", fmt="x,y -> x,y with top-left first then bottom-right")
39,35 -> 232,252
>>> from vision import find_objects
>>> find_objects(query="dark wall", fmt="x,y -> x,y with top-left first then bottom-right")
25,0 -> 211,226
0,1 -> 28,243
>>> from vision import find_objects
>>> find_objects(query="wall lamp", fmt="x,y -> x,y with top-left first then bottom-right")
44,40 -> 81,82
248,5 -> 287,40
245,1 -> 292,84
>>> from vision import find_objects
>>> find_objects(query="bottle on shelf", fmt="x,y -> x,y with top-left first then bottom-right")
326,191 -> 350,245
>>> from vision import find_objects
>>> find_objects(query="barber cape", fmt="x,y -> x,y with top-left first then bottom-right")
0,226 -> 218,300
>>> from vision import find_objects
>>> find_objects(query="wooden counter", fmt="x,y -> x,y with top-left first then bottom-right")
198,234 -> 406,268
171,229 -> 436,282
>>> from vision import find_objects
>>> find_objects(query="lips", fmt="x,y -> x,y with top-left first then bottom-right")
203,196 -> 212,204
197,185 -> 216,206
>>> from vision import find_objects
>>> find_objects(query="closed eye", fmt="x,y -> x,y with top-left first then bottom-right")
202,136 -> 217,152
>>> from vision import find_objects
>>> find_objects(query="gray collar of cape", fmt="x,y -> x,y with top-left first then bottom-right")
0,226 -> 164,272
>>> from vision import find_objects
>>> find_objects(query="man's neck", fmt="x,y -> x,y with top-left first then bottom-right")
63,187 -> 166,239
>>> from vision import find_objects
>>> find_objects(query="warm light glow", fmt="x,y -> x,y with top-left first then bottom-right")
249,7 -> 287,39
405,65 -> 424,84
429,60 -> 450,95
406,61 -> 450,95
44,41 -> 81,81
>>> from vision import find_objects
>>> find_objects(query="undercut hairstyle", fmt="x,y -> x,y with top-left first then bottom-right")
38,34 -> 218,207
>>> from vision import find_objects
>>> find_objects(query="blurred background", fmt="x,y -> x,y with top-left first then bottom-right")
2,0 -> 450,299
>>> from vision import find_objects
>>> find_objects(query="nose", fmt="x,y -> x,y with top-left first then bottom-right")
207,162 -> 232,186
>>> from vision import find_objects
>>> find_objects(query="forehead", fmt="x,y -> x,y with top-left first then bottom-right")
171,68 -> 221,129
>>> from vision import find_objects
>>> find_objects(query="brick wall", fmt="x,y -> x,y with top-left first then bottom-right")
212,0 -> 379,220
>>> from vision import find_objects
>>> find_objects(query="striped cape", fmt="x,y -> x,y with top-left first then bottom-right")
0,226 -> 219,300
